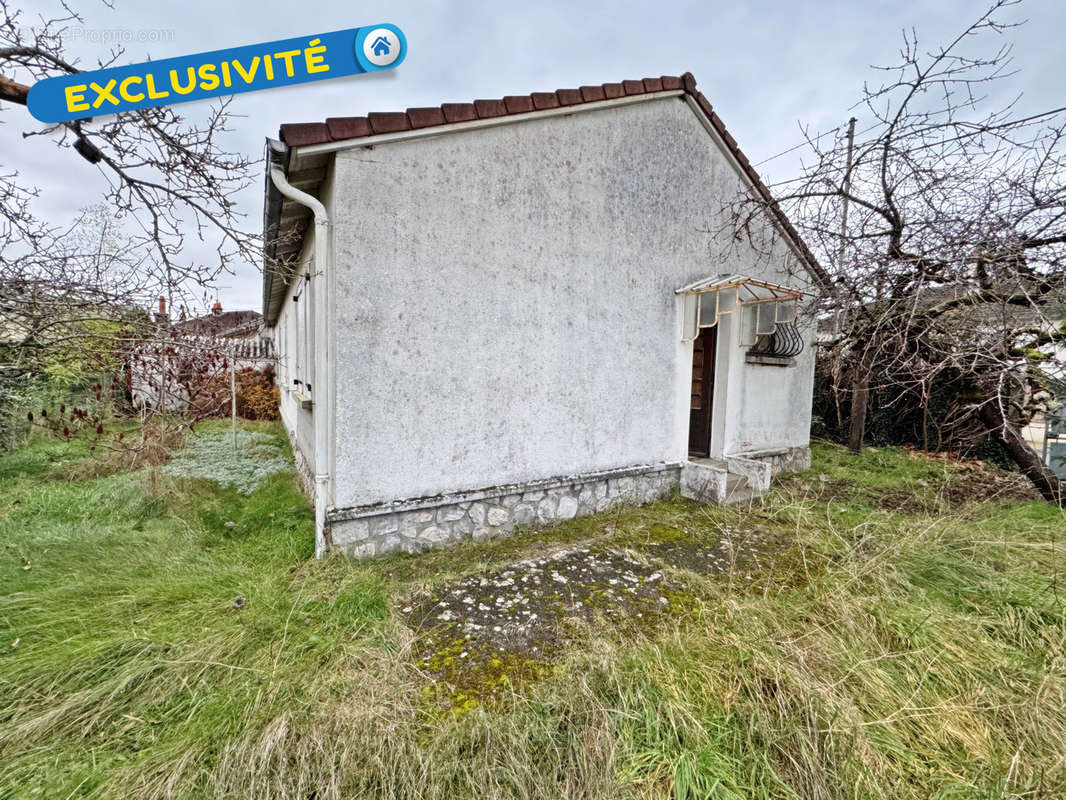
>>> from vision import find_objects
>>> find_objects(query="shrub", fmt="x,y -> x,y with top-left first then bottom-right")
187,366 -> 279,422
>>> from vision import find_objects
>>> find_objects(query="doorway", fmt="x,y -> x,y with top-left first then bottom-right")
688,325 -> 717,458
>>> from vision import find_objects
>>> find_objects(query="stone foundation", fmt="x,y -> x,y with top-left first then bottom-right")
286,431 -> 315,499
327,463 -> 682,558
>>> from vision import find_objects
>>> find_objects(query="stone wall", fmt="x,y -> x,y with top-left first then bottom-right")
327,463 -> 682,558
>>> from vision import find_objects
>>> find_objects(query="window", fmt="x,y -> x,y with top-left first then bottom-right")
288,261 -> 315,396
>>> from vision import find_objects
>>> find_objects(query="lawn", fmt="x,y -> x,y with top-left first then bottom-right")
1,424 -> 1064,799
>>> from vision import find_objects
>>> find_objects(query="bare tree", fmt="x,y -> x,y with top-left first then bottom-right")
730,0 -> 1065,502
0,1 -> 272,453
0,0 -> 259,319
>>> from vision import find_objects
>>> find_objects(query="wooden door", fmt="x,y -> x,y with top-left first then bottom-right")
688,326 -> 716,458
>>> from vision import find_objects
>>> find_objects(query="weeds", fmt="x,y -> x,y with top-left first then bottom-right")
0,436 -> 1063,798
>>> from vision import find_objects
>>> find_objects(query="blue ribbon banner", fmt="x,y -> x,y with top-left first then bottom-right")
27,24 -> 407,123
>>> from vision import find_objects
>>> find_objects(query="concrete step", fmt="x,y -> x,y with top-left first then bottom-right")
722,486 -> 757,505
725,474 -> 748,493
682,460 -> 766,507
722,473 -> 752,505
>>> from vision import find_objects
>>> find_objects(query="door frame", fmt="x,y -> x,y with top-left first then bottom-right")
687,325 -> 717,458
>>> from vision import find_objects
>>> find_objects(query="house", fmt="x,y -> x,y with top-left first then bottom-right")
129,299 -> 273,412
371,36 -> 391,57
172,301 -> 274,365
262,73 -> 826,558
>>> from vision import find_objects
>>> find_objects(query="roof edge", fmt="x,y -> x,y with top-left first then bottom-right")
262,73 -> 829,324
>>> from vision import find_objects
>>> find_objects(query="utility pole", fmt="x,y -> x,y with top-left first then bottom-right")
838,117 -> 857,269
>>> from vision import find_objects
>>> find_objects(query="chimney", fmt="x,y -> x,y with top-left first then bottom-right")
211,301 -> 223,316
154,297 -> 169,325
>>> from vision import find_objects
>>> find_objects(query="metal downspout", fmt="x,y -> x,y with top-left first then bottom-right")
269,164 -> 331,558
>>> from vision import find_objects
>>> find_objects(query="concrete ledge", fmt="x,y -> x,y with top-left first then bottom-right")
328,462 -> 683,559
745,354 -> 794,367
732,445 -> 811,476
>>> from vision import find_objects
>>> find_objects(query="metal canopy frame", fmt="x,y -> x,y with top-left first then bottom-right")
675,274 -> 803,344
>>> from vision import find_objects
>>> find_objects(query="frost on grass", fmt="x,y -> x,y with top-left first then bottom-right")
162,430 -> 291,494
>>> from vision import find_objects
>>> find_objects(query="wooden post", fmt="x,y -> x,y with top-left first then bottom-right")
231,341 -> 237,449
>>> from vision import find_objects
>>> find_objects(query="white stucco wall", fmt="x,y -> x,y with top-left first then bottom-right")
325,95 -> 814,509
273,232 -> 316,471
713,312 -> 817,455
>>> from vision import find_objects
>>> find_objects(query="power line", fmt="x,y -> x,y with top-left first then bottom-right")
752,120 -> 882,168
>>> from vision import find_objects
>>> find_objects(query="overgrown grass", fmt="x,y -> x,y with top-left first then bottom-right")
1,434 -> 1064,798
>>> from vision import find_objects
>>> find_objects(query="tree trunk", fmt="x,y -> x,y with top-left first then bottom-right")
848,352 -> 873,453
977,404 -> 1064,506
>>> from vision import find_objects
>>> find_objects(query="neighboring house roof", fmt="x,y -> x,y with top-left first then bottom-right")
263,72 -> 830,324
173,309 -> 262,338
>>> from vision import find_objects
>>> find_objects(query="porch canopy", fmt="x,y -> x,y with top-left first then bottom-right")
675,273 -> 802,345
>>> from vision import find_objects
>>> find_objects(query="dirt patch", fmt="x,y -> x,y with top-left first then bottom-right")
403,545 -> 691,708
631,523 -> 791,576
939,464 -> 1040,505
873,466 -> 1039,514
403,523 -> 796,708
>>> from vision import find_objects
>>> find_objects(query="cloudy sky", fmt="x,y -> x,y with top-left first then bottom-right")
6,0 -> 1064,314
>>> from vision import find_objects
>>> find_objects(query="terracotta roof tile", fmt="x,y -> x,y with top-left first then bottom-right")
661,75 -> 683,90
579,85 -> 606,102
694,92 -> 714,119
556,88 -> 583,106
441,102 -> 477,123
642,77 -> 664,92
602,82 -> 625,99
325,117 -> 370,140
279,122 -> 330,147
503,95 -> 534,114
622,79 -> 646,95
368,112 -> 411,134
407,107 -> 446,129
473,98 -> 507,118
531,92 -> 560,110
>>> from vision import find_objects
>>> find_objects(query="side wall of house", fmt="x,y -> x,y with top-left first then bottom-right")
327,95 -> 814,522
273,231 -> 317,494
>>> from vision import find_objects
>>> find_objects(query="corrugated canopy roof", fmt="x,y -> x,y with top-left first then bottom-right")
675,274 -> 804,301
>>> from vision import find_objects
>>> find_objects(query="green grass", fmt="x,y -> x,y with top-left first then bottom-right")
1,433 -> 1064,798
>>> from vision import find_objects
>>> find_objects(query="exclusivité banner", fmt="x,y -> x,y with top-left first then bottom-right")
27,24 -> 407,123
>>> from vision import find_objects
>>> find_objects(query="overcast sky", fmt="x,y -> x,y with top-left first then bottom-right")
6,0 -> 1064,315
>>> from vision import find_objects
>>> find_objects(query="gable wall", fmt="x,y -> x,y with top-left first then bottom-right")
327,96 -> 813,509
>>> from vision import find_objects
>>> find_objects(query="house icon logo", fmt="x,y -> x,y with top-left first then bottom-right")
361,27 -> 402,68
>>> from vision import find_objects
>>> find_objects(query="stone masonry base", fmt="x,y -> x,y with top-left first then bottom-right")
327,463 -> 682,558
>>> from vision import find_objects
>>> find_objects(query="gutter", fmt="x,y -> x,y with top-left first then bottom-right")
267,146 -> 333,559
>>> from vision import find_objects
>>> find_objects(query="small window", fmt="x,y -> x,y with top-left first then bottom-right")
287,261 -> 315,395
